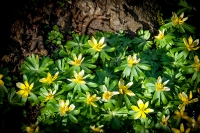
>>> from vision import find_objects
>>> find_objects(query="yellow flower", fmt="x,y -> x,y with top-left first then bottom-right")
192,55 -> 200,72
16,81 -> 34,98
25,124 -> 39,133
171,123 -> 190,133
174,108 -> 188,120
127,54 -> 140,67
155,30 -> 165,40
39,72 -> 59,84
68,53 -> 85,66
68,70 -> 88,84
86,92 -> 100,107
183,36 -> 200,51
178,91 -> 198,110
118,78 -> 135,96
184,114 -> 200,130
102,85 -> 119,102
44,89 -> 56,102
0,74 -> 4,86
155,76 -> 170,91
131,99 -> 154,119
59,99 -> 75,116
171,12 -> 188,26
88,36 -> 106,52
90,125 -> 104,133
161,115 -> 170,126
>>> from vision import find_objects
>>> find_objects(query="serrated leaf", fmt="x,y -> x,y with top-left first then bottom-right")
21,54 -> 54,76
114,64 -> 127,72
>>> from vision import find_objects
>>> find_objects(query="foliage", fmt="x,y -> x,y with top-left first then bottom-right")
1,0 -> 200,132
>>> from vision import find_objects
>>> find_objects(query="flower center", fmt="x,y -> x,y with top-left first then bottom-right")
46,93 -> 54,101
156,83 -> 164,91
93,44 -> 102,51
73,59 -> 82,66
103,91 -> 112,100
73,75 -> 84,84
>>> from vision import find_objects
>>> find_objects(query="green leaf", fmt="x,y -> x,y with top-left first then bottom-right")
8,88 -> 25,106
71,109 -> 80,115
152,91 -> 160,107
63,82 -> 76,91
137,63 -> 151,70
131,67 -> 138,81
133,125 -> 144,133
59,49 -> 68,57
182,23 -> 196,34
87,82 -> 98,88
66,40 -> 78,49
80,84 -> 89,92
111,117 -> 122,130
123,66 -> 131,79
68,114 -> 78,123
135,66 -> 145,78
114,64 -> 127,72
104,47 -> 115,52
124,94 -> 132,108
21,54 -> 54,76
161,92 -> 168,105
28,92 -> 38,105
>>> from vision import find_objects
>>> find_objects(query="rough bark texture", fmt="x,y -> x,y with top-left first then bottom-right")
0,0 -> 178,75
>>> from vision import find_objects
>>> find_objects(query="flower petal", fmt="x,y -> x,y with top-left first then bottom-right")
164,87 -> 170,91
171,128 -> 181,133
180,12 -> 184,19
24,81 -> 29,87
92,36 -> 97,45
193,39 -> 199,46
141,112 -> 146,118
69,104 -> 75,111
157,76 -> 162,83
125,90 -> 135,96
65,100 -> 69,107
189,91 -> 192,100
183,38 -> 188,46
134,112 -> 142,119
144,101 -> 149,109
0,74 -> 3,79
111,91 -> 119,96
163,80 -> 169,85
194,55 -> 200,63
99,37 -> 105,45
86,92 -> 90,98
188,36 -> 193,45
126,82 -> 133,88
103,85 -> 107,92
29,83 -> 34,90
131,105 -> 139,111
91,102 -> 98,107
180,123 -> 184,132
88,40 -> 95,47
144,108 -> 154,113
137,99 -> 144,109
59,100 -> 65,107
16,82 -> 26,89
